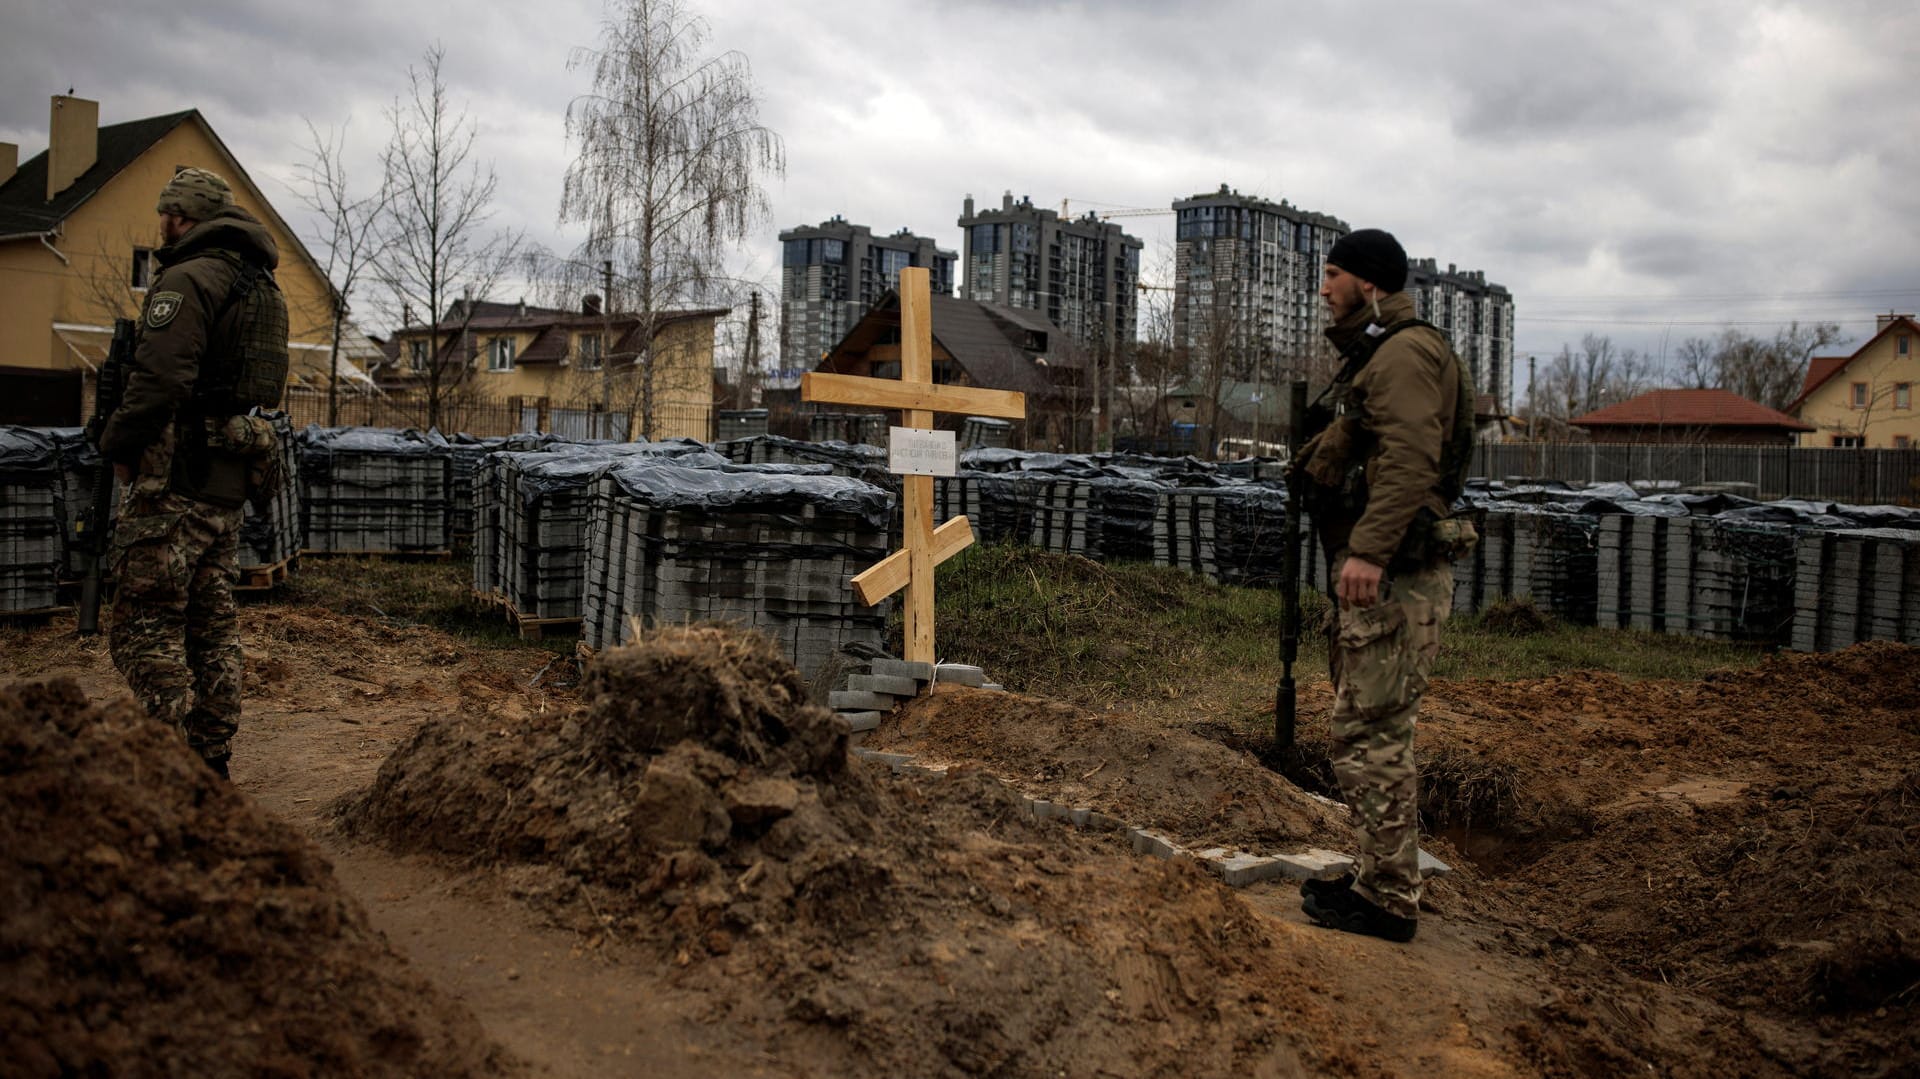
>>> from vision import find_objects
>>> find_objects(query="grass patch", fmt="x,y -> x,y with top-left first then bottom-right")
936,545 -> 1765,704
270,554 -> 568,652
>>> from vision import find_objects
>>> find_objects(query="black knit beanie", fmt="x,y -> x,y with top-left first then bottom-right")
1326,228 -> 1408,293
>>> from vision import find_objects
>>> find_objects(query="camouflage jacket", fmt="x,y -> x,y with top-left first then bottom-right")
98,207 -> 279,505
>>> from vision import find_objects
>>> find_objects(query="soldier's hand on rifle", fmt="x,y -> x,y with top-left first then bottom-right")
113,462 -> 133,484
1337,556 -> 1384,608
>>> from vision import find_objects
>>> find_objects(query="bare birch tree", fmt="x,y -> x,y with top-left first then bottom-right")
374,44 -> 523,431
291,118 -> 390,425
561,0 -> 784,439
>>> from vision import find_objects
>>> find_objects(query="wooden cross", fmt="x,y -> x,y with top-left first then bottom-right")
801,267 -> 1026,666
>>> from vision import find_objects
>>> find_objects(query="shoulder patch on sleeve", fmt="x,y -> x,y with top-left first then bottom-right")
145,291 -> 186,328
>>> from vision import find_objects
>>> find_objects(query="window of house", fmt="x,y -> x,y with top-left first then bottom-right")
130,247 -> 155,289
1895,435 -> 1912,450
1833,435 -> 1865,448
408,340 -> 428,371
578,333 -> 602,369
1851,382 -> 1869,408
1899,335 -> 1911,356
1896,382 -> 1912,410
488,337 -> 516,372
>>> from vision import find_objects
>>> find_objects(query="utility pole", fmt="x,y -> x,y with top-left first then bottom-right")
601,259 -> 614,438
742,289 -> 762,409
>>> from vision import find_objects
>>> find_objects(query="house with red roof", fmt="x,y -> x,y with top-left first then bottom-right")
1571,388 -> 1813,446
1787,314 -> 1919,449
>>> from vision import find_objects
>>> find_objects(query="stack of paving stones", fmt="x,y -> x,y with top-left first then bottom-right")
477,442 -> 712,619
1793,528 -> 1920,650
298,426 -> 453,554
447,433 -> 563,542
827,660 -> 1004,739
1595,513 -> 1682,630
715,409 -> 769,440
718,434 -> 894,490
806,412 -> 887,447
581,458 -> 893,681
0,428 -> 65,612
237,412 -> 303,573
1663,518 -> 1797,641
1089,476 -> 1163,564
43,428 -> 109,582
960,416 -> 1013,449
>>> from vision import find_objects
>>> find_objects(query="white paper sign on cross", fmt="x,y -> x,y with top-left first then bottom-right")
801,267 -> 1027,666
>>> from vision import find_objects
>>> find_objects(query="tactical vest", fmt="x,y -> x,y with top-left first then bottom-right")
1321,317 -> 1475,504
196,250 -> 290,414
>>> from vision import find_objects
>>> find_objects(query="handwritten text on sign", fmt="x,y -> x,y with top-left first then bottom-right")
888,426 -> 957,477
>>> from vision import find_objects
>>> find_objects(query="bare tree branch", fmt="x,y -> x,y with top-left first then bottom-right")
560,0 -> 784,439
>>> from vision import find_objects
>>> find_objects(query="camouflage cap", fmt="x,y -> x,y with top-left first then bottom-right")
156,167 -> 233,220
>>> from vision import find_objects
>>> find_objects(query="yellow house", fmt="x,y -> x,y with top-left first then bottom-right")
1790,314 -> 1920,449
378,297 -> 726,441
0,96 -> 345,425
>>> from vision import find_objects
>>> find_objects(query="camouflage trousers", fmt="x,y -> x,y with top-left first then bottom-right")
108,490 -> 245,762
1326,559 -> 1453,920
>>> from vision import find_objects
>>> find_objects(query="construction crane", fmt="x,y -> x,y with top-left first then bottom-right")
1060,198 -> 1175,221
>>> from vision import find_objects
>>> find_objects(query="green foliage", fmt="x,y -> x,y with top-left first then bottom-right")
935,545 -> 1763,703
273,556 -> 568,652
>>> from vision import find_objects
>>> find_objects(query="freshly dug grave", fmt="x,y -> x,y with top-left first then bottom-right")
341,624 -> 1385,1079
0,678 -> 518,1079
867,683 -> 1350,854
1298,643 -> 1920,1077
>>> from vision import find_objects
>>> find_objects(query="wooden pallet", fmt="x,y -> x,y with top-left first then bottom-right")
483,595 -> 581,641
234,555 -> 297,592
509,610 -> 581,641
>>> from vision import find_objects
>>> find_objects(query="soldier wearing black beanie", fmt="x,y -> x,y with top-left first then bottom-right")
1325,228 -> 1408,294
1294,224 -> 1477,946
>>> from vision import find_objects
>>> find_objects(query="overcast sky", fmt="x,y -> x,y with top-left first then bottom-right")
4,0 -> 1916,369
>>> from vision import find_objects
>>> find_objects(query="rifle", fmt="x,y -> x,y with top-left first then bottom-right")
1274,379 -> 1309,756
75,318 -> 135,636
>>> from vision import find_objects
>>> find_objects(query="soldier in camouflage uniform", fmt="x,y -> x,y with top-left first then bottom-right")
1292,229 -> 1477,943
97,168 -> 284,780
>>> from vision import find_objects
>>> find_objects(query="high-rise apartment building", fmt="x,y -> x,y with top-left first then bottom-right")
957,193 -> 1141,357
1172,185 -> 1348,381
779,217 -> 955,367
1408,258 -> 1515,412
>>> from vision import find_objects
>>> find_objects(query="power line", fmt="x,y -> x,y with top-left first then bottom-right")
1518,314 -> 1894,327
1521,286 -> 1919,302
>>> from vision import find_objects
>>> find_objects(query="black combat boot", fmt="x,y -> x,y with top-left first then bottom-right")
203,755 -> 231,782
1299,873 -> 1355,900
1301,884 -> 1417,943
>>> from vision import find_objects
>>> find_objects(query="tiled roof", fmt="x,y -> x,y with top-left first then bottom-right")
0,110 -> 196,236
1786,316 -> 1920,413
1572,388 -> 1813,431
819,292 -> 1081,400
1798,356 -> 1848,402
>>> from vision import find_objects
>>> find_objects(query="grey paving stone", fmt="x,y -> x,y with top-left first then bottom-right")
1129,829 -> 1182,860
871,658 -> 934,682
934,663 -> 988,687
829,690 -> 895,711
851,748 -> 913,768
838,710 -> 884,733
849,673 -> 921,697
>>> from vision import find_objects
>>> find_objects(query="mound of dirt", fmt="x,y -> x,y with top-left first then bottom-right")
340,624 -> 1380,1078
869,684 -> 1348,853
0,679 -> 517,1079
1409,643 -> 1920,1075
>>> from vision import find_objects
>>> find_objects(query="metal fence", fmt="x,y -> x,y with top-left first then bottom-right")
1474,442 -> 1920,505
279,394 -> 712,442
